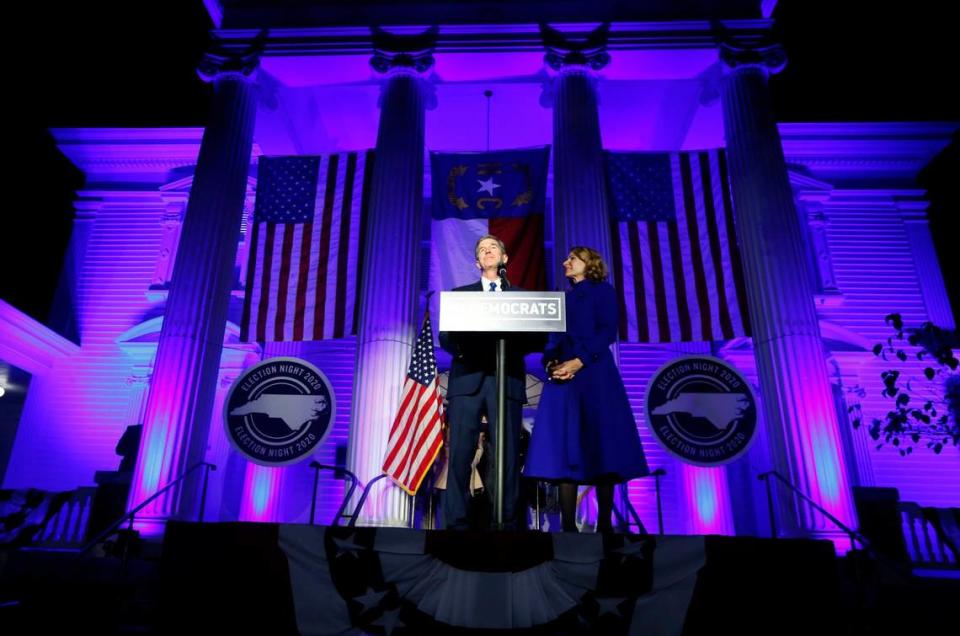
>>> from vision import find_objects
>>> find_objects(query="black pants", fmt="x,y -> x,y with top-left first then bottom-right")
442,376 -> 522,529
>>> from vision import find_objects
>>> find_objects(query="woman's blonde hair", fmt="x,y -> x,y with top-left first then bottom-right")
569,246 -> 608,281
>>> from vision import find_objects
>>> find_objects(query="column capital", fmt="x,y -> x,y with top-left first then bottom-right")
541,23 -> 611,73
719,42 -> 787,76
370,26 -> 437,77
197,36 -> 263,83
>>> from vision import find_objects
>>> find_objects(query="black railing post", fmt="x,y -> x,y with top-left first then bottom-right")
653,468 -> 666,535
534,482 -> 541,531
309,462 -> 322,525
760,473 -> 778,539
198,463 -> 216,523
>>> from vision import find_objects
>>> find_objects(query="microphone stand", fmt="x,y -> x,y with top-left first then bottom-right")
494,263 -> 509,528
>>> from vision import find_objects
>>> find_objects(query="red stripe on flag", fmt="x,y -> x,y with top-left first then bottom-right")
405,404 -> 443,485
718,150 -> 752,337
256,223 -> 277,343
382,313 -> 445,494
699,152 -> 735,339
679,153 -> 713,341
609,213 -> 629,341
407,432 -> 443,494
241,152 -> 371,344
398,386 -> 438,477
627,221 -> 649,342
353,151 -> 374,335
312,155 -> 339,340
387,378 -> 418,439
383,380 -> 420,469
395,396 -> 442,489
274,223 -> 296,340
391,402 -> 424,482
293,222 -> 314,341
334,153 -> 357,338
406,392 -> 440,463
609,150 -> 751,344
489,215 -> 546,291
240,221 -> 260,342
667,220 -> 693,341
647,220 -> 671,342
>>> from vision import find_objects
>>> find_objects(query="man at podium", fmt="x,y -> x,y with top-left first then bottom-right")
438,235 -> 538,530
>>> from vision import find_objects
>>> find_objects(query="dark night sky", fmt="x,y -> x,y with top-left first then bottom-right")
6,1 -> 958,327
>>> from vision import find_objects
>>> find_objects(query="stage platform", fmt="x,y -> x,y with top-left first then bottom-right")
7,521 -> 957,634
159,522 -> 840,635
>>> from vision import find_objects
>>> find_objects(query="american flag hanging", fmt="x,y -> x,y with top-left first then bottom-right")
240,152 -> 372,343
382,311 -> 445,495
606,150 -> 752,343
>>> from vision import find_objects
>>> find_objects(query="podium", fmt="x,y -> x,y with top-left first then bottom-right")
439,291 -> 566,528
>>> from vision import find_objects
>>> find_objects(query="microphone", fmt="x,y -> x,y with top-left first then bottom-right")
498,261 -> 510,290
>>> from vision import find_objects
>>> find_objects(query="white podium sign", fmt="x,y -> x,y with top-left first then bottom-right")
438,291 -> 566,333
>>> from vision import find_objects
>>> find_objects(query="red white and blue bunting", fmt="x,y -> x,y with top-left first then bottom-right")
279,526 -> 705,635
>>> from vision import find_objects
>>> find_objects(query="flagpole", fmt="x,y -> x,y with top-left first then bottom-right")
481,88 -> 508,529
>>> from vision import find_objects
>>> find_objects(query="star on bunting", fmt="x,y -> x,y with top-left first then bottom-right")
595,596 -> 627,617
352,587 -> 388,613
373,608 -> 404,636
614,537 -> 648,563
332,533 -> 365,559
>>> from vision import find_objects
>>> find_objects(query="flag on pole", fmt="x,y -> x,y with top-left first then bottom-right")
605,150 -> 752,343
382,310 -> 445,495
240,152 -> 372,343
428,148 -> 550,295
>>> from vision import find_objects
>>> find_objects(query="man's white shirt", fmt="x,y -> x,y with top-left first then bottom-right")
482,278 -> 504,292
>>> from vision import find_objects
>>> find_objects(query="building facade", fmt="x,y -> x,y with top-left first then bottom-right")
1,2 -> 957,543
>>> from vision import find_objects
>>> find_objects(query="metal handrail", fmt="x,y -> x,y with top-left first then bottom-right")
544,468 -> 665,535
79,461 -> 216,555
614,483 -> 648,535
306,467 -> 411,528
758,470 -> 871,552
308,462 -> 359,526
349,473 -> 391,527
611,468 -> 667,535
651,468 -> 666,535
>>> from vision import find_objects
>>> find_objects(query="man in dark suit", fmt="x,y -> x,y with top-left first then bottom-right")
439,234 -> 539,530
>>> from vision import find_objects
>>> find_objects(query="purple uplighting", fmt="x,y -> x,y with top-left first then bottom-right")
3,9 -> 957,557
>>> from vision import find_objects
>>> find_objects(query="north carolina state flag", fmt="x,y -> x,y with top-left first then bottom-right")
429,148 -> 550,294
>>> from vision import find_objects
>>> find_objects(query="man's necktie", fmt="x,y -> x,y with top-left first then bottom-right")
488,281 -> 497,292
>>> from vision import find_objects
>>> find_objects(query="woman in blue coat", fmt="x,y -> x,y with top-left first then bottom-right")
525,247 -> 649,532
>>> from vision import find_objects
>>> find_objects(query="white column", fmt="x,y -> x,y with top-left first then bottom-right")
542,27 -> 614,278
719,43 -> 857,539
347,38 -> 435,526
128,44 -> 260,534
